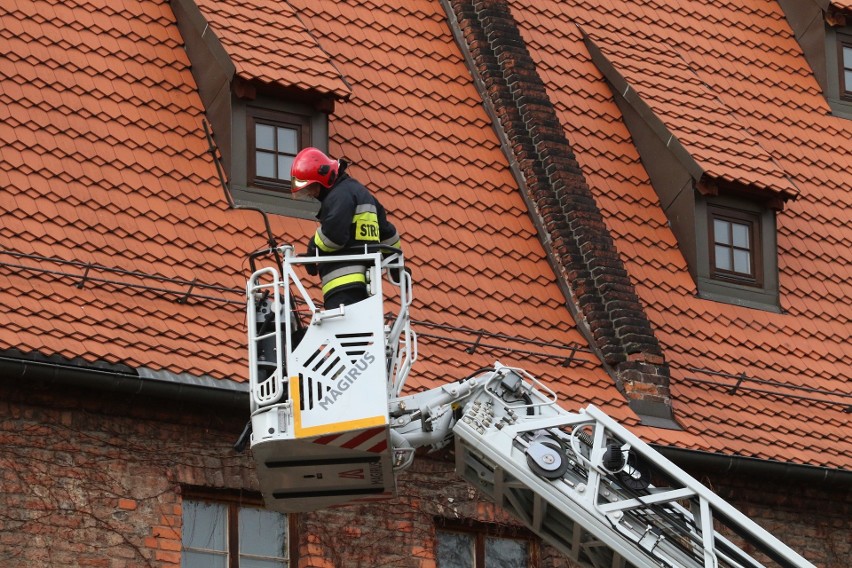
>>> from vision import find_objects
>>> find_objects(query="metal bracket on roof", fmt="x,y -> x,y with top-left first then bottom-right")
561,346 -> 578,367
465,329 -> 484,354
727,371 -> 747,395
177,277 -> 197,304
76,263 -> 92,289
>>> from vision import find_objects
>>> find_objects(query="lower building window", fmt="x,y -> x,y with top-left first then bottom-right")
437,525 -> 531,568
182,497 -> 288,568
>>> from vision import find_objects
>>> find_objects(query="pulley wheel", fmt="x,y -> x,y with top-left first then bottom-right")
526,441 -> 569,479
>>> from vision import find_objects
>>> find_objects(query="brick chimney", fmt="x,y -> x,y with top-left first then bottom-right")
444,0 -> 675,425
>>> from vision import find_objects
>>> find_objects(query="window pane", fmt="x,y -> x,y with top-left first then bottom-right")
845,70 -> 852,91
843,45 -> 852,66
713,219 -> 730,245
715,245 -> 731,270
256,124 -> 276,150
278,155 -> 294,181
182,549 -> 228,568
733,249 -> 751,274
485,537 -> 527,567
437,531 -> 474,568
278,127 -> 298,153
239,507 -> 286,557
731,222 -> 749,248
182,501 -> 227,550
256,151 -> 276,178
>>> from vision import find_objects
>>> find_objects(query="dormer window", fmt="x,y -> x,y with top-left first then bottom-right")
228,93 -> 330,220
581,21 -> 795,314
709,206 -> 762,287
776,1 -> 852,117
840,32 -> 852,100
170,0 -> 350,219
696,195 -> 780,312
248,108 -> 310,193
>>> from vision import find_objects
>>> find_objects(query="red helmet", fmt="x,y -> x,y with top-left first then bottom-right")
290,147 -> 339,193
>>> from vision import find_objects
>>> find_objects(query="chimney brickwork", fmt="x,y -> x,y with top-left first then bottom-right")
446,0 -> 674,420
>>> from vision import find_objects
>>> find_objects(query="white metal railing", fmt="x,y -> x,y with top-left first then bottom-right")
246,266 -> 286,412
246,244 -> 417,413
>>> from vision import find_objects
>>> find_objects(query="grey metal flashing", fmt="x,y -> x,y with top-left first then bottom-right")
580,28 -> 706,183
628,399 -> 682,430
0,353 -> 248,409
137,366 -> 248,394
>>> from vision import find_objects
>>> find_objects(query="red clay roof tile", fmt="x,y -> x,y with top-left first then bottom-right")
193,0 -> 350,99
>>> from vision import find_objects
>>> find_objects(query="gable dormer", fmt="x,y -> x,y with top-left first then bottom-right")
170,0 -> 351,219
582,28 -> 798,312
777,0 -> 852,118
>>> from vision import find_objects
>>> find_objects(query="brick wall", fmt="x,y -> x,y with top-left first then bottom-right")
300,453 -> 849,568
695,470 -> 851,567
295,452 -> 578,568
0,380 -> 847,567
0,380 -> 254,567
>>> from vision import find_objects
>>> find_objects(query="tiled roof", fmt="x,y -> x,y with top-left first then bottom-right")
0,0 -> 632,419
1,0 -> 849,473
509,0 -> 851,469
193,0 -> 350,99
581,26 -> 799,200
0,0 -> 316,382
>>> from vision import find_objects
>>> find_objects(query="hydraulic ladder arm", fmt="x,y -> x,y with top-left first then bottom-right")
389,365 -> 816,568
244,245 -> 815,568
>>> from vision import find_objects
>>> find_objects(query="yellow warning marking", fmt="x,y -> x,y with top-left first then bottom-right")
290,376 -> 386,437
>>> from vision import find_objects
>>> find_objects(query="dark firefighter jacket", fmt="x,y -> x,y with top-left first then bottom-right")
310,173 -> 401,298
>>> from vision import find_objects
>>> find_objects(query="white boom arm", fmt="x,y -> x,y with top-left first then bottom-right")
244,246 -> 815,568
389,365 -> 816,568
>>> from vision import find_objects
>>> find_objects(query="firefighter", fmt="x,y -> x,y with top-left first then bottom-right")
290,147 -> 402,308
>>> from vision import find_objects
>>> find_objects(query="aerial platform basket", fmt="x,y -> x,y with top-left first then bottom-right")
246,245 -> 414,513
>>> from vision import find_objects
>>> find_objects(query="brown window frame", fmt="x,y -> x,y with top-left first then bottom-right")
435,518 -> 538,568
839,32 -> 852,101
708,205 -> 763,287
181,488 -> 296,568
247,107 -> 311,193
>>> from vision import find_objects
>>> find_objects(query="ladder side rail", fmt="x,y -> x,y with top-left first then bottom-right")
453,417 -> 677,568
469,395 -> 786,568
699,497 -> 721,568
247,267 -> 286,409
581,405 -> 816,568
463,404 -> 735,568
